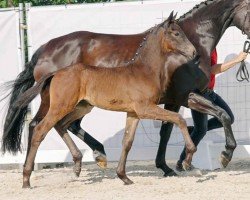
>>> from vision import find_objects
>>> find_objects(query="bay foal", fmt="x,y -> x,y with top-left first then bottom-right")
17,15 -> 196,187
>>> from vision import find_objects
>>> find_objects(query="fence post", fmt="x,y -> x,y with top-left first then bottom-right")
19,3 -> 25,67
25,3 -> 32,61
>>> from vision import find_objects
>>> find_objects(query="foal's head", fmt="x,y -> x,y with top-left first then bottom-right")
158,12 -> 196,60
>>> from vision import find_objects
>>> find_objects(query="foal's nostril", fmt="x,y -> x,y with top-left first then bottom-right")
193,50 -> 197,58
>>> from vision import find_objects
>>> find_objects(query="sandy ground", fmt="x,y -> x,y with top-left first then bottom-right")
0,159 -> 250,200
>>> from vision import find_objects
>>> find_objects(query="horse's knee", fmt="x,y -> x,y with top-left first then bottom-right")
177,116 -> 187,129
116,168 -> 125,178
221,111 -> 231,125
73,151 -> 83,162
229,114 -> 234,125
31,128 -> 46,147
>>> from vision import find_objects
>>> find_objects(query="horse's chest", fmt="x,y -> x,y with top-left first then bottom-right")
164,63 -> 208,105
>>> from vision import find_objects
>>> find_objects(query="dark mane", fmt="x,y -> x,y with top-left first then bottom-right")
177,0 -> 215,21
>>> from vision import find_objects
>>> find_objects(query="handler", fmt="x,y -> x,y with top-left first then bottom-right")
176,49 -> 249,171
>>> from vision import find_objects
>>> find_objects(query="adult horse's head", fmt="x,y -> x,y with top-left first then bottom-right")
231,0 -> 250,38
159,11 -> 197,60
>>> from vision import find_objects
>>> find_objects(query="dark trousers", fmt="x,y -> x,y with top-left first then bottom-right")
178,90 -> 234,164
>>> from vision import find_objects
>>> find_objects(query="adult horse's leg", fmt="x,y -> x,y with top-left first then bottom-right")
188,92 -> 236,168
68,119 -> 107,168
155,103 -> 180,177
116,113 -> 139,185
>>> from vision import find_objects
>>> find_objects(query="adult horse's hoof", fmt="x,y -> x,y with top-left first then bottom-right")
220,151 -> 230,168
164,170 -> 178,177
182,161 -> 192,171
94,150 -> 107,169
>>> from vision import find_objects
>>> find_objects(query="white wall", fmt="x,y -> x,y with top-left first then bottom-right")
0,9 -> 24,151
1,0 -> 249,166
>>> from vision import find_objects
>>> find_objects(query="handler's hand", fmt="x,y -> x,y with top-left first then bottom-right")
235,52 -> 248,62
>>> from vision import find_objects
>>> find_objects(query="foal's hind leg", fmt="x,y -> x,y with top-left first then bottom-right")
24,86 -> 50,170
55,125 -> 83,177
24,86 -> 83,175
23,110 -> 75,188
188,92 -> 236,168
23,76 -> 80,188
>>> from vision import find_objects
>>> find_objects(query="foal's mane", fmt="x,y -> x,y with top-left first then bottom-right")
126,19 -> 171,64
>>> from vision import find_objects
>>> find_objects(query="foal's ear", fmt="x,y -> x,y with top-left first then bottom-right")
173,12 -> 178,20
167,11 -> 174,22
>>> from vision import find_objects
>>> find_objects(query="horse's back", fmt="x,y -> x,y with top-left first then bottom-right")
33,31 -> 144,81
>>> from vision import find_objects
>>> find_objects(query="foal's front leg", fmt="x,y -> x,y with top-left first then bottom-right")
188,92 -> 236,168
135,104 -> 196,169
116,113 -> 139,185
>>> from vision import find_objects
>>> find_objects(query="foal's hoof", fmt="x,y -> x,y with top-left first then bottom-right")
94,151 -> 107,169
164,170 -> 178,177
220,151 -> 230,168
73,166 -> 81,177
22,183 -> 31,189
123,178 -> 134,185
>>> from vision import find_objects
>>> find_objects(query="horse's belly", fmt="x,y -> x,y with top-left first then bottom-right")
85,96 -> 134,113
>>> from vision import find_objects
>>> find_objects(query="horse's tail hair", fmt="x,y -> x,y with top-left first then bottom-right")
1,47 -> 43,154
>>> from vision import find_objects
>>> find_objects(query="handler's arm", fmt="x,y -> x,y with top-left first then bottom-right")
211,52 -> 248,75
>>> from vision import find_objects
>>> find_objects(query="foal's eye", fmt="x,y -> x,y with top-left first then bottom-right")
174,32 -> 180,36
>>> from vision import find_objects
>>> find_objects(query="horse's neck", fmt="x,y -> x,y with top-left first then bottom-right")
179,0 -> 240,76
126,34 -> 166,91
133,34 -> 165,73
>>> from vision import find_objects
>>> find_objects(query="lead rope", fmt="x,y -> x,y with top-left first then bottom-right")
236,40 -> 250,82
140,120 -> 159,144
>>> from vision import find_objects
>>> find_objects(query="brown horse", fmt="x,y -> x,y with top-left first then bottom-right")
16,14 -> 196,188
2,0 -> 249,177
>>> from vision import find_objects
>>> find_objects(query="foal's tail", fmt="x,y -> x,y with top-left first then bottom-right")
15,72 -> 55,109
1,47 -> 43,154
